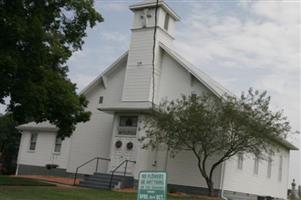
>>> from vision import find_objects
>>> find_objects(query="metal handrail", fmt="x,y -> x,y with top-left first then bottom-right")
109,159 -> 136,189
73,157 -> 110,185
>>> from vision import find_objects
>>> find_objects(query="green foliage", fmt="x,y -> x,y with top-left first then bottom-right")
0,0 -> 103,137
142,88 -> 292,196
0,114 -> 20,174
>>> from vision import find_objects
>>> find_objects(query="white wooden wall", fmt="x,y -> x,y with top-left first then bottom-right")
17,131 -> 70,169
132,50 -> 222,190
66,61 -> 128,175
223,147 -> 290,199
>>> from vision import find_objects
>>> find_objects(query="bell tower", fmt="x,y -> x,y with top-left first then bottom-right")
121,0 -> 180,102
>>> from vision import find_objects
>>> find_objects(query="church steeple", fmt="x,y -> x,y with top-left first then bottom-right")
129,0 -> 180,38
121,0 -> 180,102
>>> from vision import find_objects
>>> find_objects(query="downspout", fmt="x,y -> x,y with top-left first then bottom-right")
220,161 -> 228,200
164,146 -> 169,171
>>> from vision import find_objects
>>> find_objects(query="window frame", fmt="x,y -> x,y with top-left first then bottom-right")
267,156 -> 273,179
164,13 -> 170,31
253,155 -> 259,175
237,153 -> 244,170
118,116 -> 138,137
29,133 -> 38,151
99,96 -> 104,104
54,136 -> 63,154
278,155 -> 283,181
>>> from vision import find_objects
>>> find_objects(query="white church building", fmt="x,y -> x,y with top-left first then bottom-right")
16,1 -> 297,199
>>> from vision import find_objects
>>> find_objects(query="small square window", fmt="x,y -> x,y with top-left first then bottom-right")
99,96 -> 103,104
191,91 -> 197,99
118,116 -> 138,136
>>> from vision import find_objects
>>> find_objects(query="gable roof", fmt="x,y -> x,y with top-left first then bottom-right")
273,136 -> 298,151
159,42 -> 232,97
129,0 -> 180,21
80,51 -> 128,95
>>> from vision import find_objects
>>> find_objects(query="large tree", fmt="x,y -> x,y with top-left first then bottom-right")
143,89 -> 292,196
0,0 -> 103,137
0,113 -> 20,174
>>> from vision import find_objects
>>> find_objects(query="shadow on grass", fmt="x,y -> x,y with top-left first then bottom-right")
0,176 -> 55,186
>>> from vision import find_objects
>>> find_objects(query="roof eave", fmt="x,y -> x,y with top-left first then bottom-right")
275,138 -> 299,151
79,51 -> 128,96
16,126 -> 58,132
129,1 -> 180,21
159,42 -> 228,98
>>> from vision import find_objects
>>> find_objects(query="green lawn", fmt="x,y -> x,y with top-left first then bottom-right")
0,188 -> 210,200
0,176 -> 215,200
0,176 -> 55,186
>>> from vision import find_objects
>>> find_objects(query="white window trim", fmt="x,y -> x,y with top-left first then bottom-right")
28,132 -> 38,152
278,155 -> 283,181
267,156 -> 273,179
118,115 -> 138,136
164,13 -> 170,31
53,136 -> 63,154
237,153 -> 244,170
253,156 -> 259,176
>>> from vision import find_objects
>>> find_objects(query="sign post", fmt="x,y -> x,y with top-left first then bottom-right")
137,171 -> 167,200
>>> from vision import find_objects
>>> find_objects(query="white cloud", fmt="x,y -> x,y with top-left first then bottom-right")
251,0 -> 300,25
173,0 -> 300,185
73,74 -> 96,92
100,31 -> 129,45
174,0 -> 300,127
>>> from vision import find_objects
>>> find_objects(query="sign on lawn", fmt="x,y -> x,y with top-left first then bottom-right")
137,171 -> 167,200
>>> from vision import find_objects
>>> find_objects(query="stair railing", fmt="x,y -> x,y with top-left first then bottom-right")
109,159 -> 136,189
73,157 -> 110,186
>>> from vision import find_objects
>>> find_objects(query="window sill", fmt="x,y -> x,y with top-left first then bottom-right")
116,135 -> 137,138
27,150 -> 36,153
52,152 -> 61,155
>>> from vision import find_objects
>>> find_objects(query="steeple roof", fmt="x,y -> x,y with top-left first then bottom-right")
129,0 -> 180,21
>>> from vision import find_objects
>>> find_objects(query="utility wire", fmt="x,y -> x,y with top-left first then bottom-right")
151,0 -> 160,168
151,0 -> 159,109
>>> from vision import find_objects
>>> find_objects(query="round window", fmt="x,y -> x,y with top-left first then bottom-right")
115,140 -> 122,148
127,142 -> 133,150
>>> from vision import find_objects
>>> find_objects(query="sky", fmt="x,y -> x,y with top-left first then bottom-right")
0,0 -> 300,187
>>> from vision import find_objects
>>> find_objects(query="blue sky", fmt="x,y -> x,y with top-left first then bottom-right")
0,0 -> 300,186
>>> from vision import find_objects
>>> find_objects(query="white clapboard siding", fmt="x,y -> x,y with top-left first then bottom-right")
17,131 -> 70,169
223,147 -> 290,199
122,6 -> 175,102
66,63 -> 128,174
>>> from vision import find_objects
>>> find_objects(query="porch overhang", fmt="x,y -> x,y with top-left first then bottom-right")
16,121 -> 58,132
98,102 -> 153,114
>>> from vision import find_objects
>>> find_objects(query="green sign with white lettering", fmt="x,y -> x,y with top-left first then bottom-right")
137,171 -> 167,200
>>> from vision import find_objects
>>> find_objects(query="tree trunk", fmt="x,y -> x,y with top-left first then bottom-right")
205,178 -> 215,197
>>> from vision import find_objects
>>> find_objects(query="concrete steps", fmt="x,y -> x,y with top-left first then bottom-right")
79,173 -> 134,189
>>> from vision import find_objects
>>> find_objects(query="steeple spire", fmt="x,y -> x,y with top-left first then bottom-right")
121,0 -> 180,102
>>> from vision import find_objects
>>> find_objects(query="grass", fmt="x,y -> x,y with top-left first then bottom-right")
0,176 -> 55,186
0,176 -> 216,200
0,188 -> 212,200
